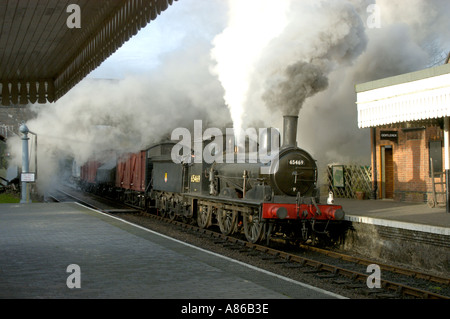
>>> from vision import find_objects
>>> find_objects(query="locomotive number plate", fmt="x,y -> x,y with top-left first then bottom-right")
191,175 -> 201,183
289,159 -> 304,166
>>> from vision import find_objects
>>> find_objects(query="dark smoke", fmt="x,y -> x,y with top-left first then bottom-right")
239,0 -> 450,171
262,61 -> 329,116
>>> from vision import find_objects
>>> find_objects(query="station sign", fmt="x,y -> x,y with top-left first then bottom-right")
21,173 -> 36,182
380,130 -> 398,143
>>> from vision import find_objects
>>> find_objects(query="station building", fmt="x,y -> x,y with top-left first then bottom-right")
356,57 -> 450,209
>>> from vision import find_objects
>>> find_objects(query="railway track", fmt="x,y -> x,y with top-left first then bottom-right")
149,214 -> 450,299
297,244 -> 450,286
50,187 -> 450,299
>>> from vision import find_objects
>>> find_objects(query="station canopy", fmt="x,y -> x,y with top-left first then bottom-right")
356,63 -> 450,129
0,0 -> 176,106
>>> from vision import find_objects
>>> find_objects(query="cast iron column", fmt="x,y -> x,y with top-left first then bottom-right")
19,124 -> 30,204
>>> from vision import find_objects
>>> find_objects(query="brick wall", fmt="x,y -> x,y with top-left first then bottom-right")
371,126 -> 444,202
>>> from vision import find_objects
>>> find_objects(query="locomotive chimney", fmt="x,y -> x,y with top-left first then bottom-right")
282,115 -> 298,147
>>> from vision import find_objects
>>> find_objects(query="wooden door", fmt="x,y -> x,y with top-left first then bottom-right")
384,148 -> 394,199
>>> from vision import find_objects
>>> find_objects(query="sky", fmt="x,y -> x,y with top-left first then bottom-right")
88,0 -> 228,79
7,0 -> 450,191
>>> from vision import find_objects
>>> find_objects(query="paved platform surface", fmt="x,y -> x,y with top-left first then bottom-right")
0,202 -> 344,299
331,198 -> 450,235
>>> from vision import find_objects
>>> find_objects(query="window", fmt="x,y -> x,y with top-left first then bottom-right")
429,140 -> 442,176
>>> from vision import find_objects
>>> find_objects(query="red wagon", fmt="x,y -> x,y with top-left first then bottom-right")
115,150 -> 148,207
116,150 -> 147,192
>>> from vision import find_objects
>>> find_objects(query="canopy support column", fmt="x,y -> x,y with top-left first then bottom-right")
444,117 -> 450,213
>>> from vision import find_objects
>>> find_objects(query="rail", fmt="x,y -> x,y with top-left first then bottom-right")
51,187 -> 450,299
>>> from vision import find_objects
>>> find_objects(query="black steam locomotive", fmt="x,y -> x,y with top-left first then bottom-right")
79,116 -> 348,245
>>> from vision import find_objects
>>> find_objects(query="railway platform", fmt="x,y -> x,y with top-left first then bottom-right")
0,202 -> 344,300
331,198 -> 450,275
333,197 -> 450,234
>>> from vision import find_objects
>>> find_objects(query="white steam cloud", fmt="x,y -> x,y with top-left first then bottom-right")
210,0 -> 290,137
212,0 -> 450,172
212,0 -> 369,127
7,0 -> 450,192
7,6 -> 231,192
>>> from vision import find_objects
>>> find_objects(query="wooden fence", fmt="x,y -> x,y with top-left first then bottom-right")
326,164 -> 372,199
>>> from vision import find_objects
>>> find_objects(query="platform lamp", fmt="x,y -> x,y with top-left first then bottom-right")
19,124 -> 37,204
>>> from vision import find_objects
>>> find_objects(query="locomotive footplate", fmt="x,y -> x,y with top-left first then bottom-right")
183,192 -> 262,207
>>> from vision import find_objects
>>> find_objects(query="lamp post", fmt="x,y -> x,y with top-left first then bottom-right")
19,124 -> 37,204
19,124 -> 30,203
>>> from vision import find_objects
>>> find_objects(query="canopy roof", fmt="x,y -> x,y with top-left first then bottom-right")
356,63 -> 450,128
0,0 -> 176,106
